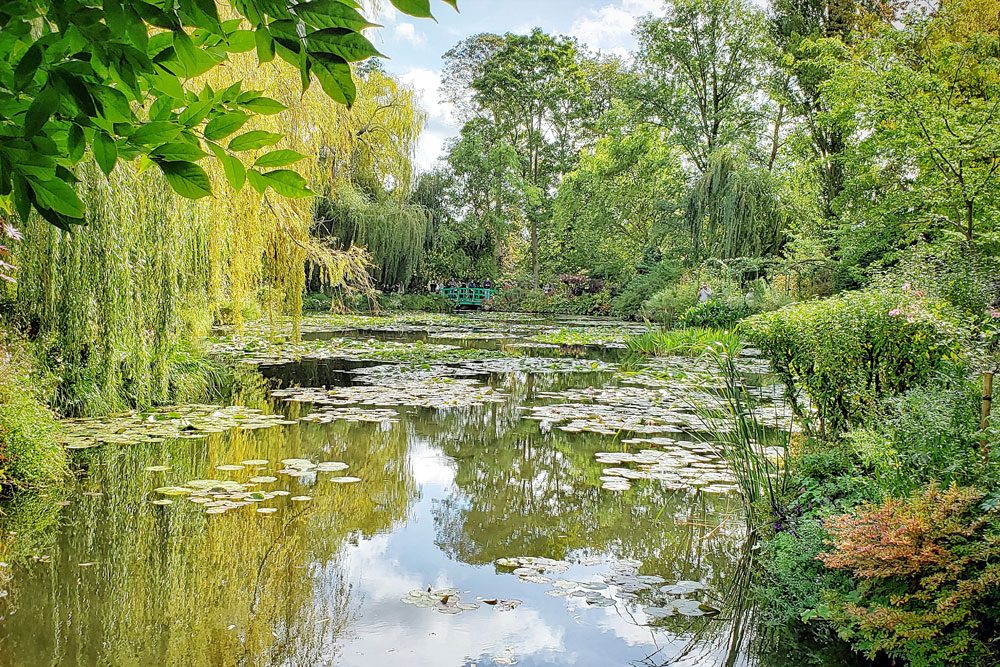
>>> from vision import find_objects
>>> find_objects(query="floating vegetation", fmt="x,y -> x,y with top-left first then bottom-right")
329,476 -> 361,484
144,465 -> 170,472
299,407 -> 400,425
273,377 -> 507,410
401,588 -> 481,614
60,406 -> 293,450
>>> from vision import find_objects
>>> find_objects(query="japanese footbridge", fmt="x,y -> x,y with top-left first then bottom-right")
440,287 -> 497,309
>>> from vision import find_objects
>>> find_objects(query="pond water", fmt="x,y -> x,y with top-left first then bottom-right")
0,313 -> 793,666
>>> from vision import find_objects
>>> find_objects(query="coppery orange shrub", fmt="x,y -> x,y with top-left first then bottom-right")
818,483 -> 1000,666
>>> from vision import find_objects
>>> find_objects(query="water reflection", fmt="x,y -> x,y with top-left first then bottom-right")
0,314 -> 796,667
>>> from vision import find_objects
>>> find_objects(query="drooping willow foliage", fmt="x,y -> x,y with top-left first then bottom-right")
686,152 -> 787,259
10,48 -> 417,415
315,185 -> 429,290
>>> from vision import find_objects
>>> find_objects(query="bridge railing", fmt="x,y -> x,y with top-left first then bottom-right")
440,287 -> 496,305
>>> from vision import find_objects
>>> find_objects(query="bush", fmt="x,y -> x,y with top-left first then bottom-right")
848,377 -> 996,497
379,293 -> 453,313
743,288 -> 962,437
641,281 -> 698,325
303,291 -> 333,311
0,334 -> 67,490
612,260 -> 683,318
818,483 -> 1000,667
677,299 -> 751,328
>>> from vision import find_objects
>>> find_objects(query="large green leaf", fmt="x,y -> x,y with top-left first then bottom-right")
306,29 -> 384,62
390,0 -> 433,18
159,160 -> 212,198
253,149 -> 307,168
24,85 -> 60,138
238,96 -> 288,115
28,176 -> 86,218
131,121 -> 182,146
93,132 -> 118,175
203,111 -> 249,141
311,53 -> 356,106
293,0 -> 376,31
260,169 -> 313,198
228,130 -> 283,151
150,141 -> 208,162
206,141 -> 246,190
172,29 -> 219,78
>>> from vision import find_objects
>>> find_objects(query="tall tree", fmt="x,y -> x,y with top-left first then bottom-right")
444,29 -> 592,283
633,0 -> 770,173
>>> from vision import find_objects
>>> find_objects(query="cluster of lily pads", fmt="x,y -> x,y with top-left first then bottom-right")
596,440 -> 739,494
298,407 -> 399,425
494,555 -> 719,619
272,377 -> 508,410
60,406 -> 294,450
150,457 -> 358,515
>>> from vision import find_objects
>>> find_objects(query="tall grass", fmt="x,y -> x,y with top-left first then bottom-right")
696,339 -> 790,532
627,327 -> 743,357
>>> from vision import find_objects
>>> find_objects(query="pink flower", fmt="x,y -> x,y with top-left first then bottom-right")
888,309 -> 901,317
988,308 -> 1000,319
906,314 -> 916,323
915,290 -> 924,297
902,283 -> 911,291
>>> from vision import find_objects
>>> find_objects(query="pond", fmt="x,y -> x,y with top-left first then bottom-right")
0,313 -> 793,667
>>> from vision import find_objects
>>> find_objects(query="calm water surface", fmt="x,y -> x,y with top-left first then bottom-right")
0,315 -> 772,667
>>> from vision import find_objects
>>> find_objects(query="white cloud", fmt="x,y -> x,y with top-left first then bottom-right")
568,0 -> 666,52
371,1 -> 398,24
392,22 -> 426,46
397,68 -> 459,172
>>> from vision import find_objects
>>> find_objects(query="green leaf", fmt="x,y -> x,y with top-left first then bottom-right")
159,160 -> 212,199
131,121 -> 182,146
67,124 -> 85,162
293,0 -> 377,31
93,85 -> 134,123
311,53 -> 356,106
260,169 -> 313,198
306,29 -> 385,62
238,96 -> 288,115
203,111 -> 249,141
226,30 -> 256,52
253,149 -> 307,168
255,28 -> 275,63
150,141 -> 208,162
28,176 -> 86,218
390,0 -> 433,18
173,29 -> 219,78
14,43 -> 42,90
206,141 -> 246,190
228,130 -> 283,151
177,98 -> 213,126
25,85 -> 60,138
94,132 -> 118,175
246,168 -> 268,194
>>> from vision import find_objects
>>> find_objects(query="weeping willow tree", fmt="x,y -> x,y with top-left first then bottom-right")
12,47 -> 381,415
315,185 -> 429,290
309,66 -> 428,290
686,152 -> 787,259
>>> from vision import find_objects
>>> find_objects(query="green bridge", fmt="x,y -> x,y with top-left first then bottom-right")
441,287 -> 497,308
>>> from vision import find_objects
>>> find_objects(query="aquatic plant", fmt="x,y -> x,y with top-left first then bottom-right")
627,327 -> 742,356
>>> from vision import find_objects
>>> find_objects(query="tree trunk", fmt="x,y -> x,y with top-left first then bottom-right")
531,217 -> 539,286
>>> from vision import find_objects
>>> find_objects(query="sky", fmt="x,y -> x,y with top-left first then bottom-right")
367,0 -> 668,172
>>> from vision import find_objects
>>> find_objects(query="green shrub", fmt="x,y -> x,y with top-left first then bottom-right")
627,327 -> 741,356
848,377 -> 995,497
303,291 -> 333,311
612,260 -> 683,318
0,335 -> 67,490
641,281 -> 698,325
743,288 -> 962,437
677,299 -> 751,328
379,293 -> 453,313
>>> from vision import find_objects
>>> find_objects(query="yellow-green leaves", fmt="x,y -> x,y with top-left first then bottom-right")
228,130 -> 282,152
253,150 -> 307,168
204,111 -> 250,141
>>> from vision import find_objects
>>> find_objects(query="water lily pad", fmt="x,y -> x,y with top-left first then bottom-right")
256,507 -> 278,514
290,496 -> 312,502
144,465 -> 170,472
150,499 -> 173,505
329,476 -> 361,484
154,486 -> 191,496
314,461 -> 349,472
241,459 -> 269,466
249,476 -> 277,484
215,464 -> 245,471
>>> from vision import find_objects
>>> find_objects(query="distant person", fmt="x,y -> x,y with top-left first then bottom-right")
468,280 -> 477,289
483,278 -> 493,289
697,283 -> 713,303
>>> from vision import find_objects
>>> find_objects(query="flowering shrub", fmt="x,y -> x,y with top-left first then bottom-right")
818,483 -> 1000,666
743,288 -> 962,437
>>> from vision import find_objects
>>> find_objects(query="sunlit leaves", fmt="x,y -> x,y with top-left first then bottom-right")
160,160 -> 212,199
253,149 -> 307,168
0,0 -> 458,230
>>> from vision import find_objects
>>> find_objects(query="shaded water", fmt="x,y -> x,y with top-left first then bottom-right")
0,314 -> 783,666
